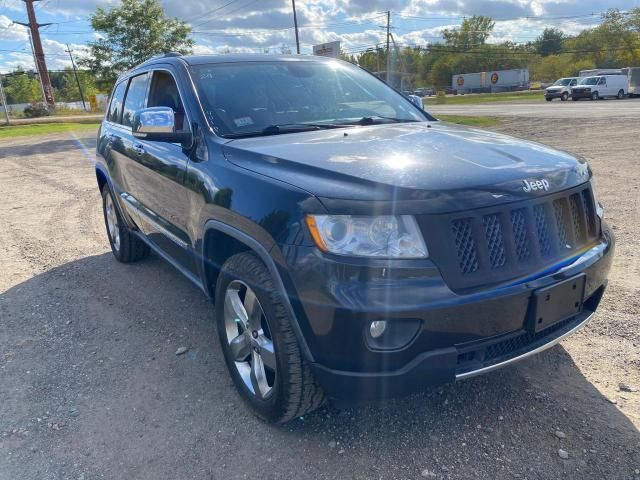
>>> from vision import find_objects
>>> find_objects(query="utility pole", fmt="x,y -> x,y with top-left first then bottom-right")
27,30 -> 47,105
385,11 -> 391,84
0,74 -> 10,125
291,0 -> 300,54
15,0 -> 55,109
66,44 -> 86,111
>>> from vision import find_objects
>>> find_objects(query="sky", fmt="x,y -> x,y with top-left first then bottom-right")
0,0 -> 638,73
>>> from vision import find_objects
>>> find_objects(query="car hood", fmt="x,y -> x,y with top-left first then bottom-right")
222,121 -> 590,214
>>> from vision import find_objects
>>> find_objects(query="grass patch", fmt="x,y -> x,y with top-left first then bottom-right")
436,115 -> 501,127
0,122 -> 99,139
424,90 -> 543,106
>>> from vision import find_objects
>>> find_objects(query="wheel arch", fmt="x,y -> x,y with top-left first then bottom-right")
201,220 -> 314,362
96,165 -> 109,192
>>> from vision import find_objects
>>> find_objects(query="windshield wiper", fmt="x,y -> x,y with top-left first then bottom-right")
225,123 -> 348,139
335,116 -> 420,126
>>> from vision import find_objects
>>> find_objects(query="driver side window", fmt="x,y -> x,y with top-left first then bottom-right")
147,70 -> 188,132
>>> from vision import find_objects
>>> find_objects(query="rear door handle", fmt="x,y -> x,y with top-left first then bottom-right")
133,143 -> 145,156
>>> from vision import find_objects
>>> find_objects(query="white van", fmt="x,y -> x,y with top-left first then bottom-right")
545,77 -> 579,101
571,75 -> 628,100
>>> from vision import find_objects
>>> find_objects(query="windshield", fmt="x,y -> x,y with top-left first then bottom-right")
553,78 -> 572,86
580,77 -> 599,85
191,60 -> 431,137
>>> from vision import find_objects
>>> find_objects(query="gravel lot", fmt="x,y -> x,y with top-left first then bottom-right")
1,118 -> 638,480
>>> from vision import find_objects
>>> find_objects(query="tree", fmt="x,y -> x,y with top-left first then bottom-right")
51,69 -> 99,102
80,0 -> 193,80
442,16 -> 495,50
535,28 -> 566,56
4,69 -> 42,104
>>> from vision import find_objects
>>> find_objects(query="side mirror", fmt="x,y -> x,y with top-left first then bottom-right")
132,107 -> 191,143
407,94 -> 423,109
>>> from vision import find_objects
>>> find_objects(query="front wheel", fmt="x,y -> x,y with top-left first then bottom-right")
215,252 -> 325,423
617,89 -> 625,99
561,92 -> 569,101
101,185 -> 149,263
545,97 -> 553,102
591,92 -> 599,101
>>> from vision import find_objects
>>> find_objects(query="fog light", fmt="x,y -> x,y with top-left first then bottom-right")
369,321 -> 387,338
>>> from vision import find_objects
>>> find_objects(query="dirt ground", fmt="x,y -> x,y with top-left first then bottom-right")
0,119 -> 638,480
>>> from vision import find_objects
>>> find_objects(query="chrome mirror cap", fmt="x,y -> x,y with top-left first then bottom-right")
407,94 -> 423,109
132,107 -> 176,137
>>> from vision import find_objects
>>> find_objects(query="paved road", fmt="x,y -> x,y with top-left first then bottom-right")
428,97 -> 640,119
0,125 -> 638,480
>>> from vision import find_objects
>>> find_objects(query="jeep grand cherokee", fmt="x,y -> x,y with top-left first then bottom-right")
96,53 -> 614,423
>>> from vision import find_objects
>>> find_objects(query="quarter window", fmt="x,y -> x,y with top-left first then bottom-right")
122,73 -> 150,127
107,81 -> 127,124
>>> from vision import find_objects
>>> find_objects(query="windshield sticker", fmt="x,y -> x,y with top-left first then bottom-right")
234,117 -> 254,127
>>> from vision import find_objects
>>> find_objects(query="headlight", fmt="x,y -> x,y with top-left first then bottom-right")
306,215 -> 428,258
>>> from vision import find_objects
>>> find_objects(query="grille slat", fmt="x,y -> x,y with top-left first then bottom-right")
511,208 -> 531,262
570,193 -> 585,244
430,185 -> 599,291
553,199 -> 570,249
451,218 -> 479,274
533,205 -> 552,258
482,214 -> 506,269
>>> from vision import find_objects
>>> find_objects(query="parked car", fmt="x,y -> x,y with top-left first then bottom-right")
545,77 -> 579,101
414,87 -> 435,97
96,54 -> 614,423
571,75 -> 628,100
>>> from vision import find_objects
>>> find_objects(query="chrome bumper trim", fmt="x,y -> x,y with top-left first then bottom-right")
455,311 -> 595,381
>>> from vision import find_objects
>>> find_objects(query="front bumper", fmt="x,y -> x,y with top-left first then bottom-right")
545,90 -> 565,99
571,89 -> 593,99
279,224 -> 614,405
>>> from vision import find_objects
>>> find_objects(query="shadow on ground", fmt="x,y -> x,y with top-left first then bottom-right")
1,253 -> 638,480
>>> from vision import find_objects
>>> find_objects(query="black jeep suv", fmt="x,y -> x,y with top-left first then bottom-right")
96,54 -> 614,423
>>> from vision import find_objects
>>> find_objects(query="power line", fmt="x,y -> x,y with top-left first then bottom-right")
392,10 -> 628,22
191,0 -> 244,28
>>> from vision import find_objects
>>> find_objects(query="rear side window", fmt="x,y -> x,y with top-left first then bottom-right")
107,81 -> 127,124
122,73 -> 150,127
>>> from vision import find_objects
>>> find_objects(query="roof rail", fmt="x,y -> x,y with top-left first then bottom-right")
138,52 -> 183,66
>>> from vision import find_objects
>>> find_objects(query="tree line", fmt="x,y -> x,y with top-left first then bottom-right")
343,9 -> 640,88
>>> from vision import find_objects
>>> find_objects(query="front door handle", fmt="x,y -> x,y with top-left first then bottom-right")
133,144 -> 145,156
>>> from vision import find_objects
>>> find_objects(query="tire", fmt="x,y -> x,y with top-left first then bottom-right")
617,89 -> 625,99
561,92 -> 569,101
101,185 -> 149,263
545,97 -> 553,102
215,252 -> 325,423
591,92 -> 599,101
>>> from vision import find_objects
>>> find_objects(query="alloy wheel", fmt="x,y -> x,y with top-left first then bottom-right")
223,280 -> 277,399
105,194 -> 120,252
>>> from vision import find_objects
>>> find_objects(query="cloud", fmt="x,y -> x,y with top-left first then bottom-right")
0,15 -> 28,41
1,0 -> 633,67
